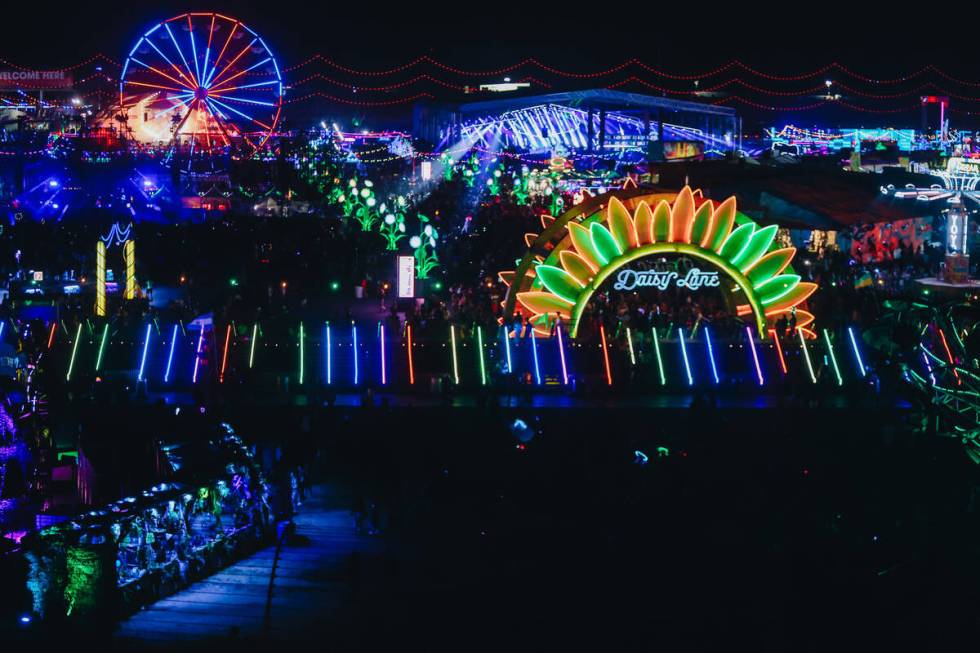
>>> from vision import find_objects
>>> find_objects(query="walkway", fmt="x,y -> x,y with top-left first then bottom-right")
113,485 -> 384,646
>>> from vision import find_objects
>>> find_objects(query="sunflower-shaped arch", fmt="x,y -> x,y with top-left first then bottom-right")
500,185 -> 818,339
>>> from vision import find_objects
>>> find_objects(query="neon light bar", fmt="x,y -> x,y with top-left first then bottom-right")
503,326 -> 512,373
704,326 -> 720,384
556,322 -> 569,385
352,322 -> 359,385
531,330 -> 541,385
379,322 -> 386,385
164,324 -> 178,382
938,328 -> 961,384
249,323 -> 258,369
137,323 -> 151,382
192,328 -> 205,384
770,329 -> 788,375
921,349 -> 936,385
798,329 -> 816,384
822,329 -> 843,386
600,324 -> 613,386
477,325 -> 487,385
66,323 -> 82,381
47,323 -> 57,350
325,322 -> 332,384
220,324 -> 232,383
652,327 -> 666,385
407,324 -> 415,385
626,327 -> 636,365
746,326 -> 764,386
450,325 -> 460,384
0,321 -> 5,342
95,323 -> 109,371
678,327 -> 693,385
847,327 -> 865,377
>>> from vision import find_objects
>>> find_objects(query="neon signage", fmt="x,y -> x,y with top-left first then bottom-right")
613,267 -> 719,292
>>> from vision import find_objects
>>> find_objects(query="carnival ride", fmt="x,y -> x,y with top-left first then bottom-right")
116,13 -> 283,175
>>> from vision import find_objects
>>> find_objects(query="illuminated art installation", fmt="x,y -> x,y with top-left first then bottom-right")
95,223 -> 137,316
118,13 -> 283,171
501,185 -> 817,338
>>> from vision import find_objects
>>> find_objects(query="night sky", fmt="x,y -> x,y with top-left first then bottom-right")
2,3 -> 973,75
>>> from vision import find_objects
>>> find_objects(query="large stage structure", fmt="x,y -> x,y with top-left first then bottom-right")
414,89 -> 740,161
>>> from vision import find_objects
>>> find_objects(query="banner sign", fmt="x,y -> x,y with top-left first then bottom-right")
613,267 -> 720,292
397,256 -> 415,298
0,70 -> 74,89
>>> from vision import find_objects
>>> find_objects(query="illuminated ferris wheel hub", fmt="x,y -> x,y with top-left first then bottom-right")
117,12 -> 284,171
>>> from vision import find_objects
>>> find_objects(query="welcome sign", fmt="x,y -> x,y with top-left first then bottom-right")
613,267 -> 720,292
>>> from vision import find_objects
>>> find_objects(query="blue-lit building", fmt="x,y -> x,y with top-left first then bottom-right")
413,89 -> 741,161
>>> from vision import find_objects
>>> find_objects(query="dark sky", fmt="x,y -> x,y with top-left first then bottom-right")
2,2 -> 976,75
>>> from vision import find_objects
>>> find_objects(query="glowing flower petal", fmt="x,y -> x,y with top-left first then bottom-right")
535,264 -> 584,303
517,291 -> 573,317
689,200 -> 713,246
757,274 -> 801,305
567,222 -> 603,270
524,233 -> 539,248
745,248 -> 795,287
590,223 -> 621,264
670,186 -> 695,242
652,200 -> 671,243
633,201 -> 655,245
540,214 -> 556,229
719,223 -> 755,262
705,196 -> 737,251
560,250 -> 597,282
731,224 -> 778,270
607,196 -> 638,251
763,282 -> 817,314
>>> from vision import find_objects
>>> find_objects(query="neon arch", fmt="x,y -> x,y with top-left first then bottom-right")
500,185 -> 818,338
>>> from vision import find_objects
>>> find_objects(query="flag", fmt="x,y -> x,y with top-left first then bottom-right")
854,272 -> 873,289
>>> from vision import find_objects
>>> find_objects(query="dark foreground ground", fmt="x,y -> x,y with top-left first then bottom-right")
6,402 -> 980,650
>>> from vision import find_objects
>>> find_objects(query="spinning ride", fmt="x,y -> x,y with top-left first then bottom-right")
118,12 -> 283,174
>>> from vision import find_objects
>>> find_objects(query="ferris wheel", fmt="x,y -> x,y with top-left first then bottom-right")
119,13 -> 283,169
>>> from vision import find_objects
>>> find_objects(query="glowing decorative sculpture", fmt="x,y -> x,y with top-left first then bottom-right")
502,187 -> 817,338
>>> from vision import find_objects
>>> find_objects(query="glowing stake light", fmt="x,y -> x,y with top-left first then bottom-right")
938,328 -> 961,384
66,323 -> 82,381
678,327 -> 693,386
530,330 -> 542,385
746,326 -> 764,386
599,324 -> 613,386
502,326 -> 512,373
651,327 -> 666,386
407,324 -> 415,385
325,322 -> 332,384
352,322 -> 359,385
137,323 -> 151,382
770,329 -> 788,375
379,322 -> 386,385
556,322 -> 569,386
704,326 -> 720,384
822,329 -> 843,386
626,327 -> 636,365
249,323 -> 258,369
164,324 -> 178,383
219,324 -> 232,383
847,327 -> 866,377
450,325 -> 460,384
298,322 -> 305,385
798,329 -> 817,384
47,323 -> 57,350
95,323 -> 109,371
192,328 -> 205,384
476,325 -> 487,385
0,320 -> 5,342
